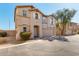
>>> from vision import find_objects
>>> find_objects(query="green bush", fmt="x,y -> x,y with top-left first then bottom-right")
0,32 -> 7,37
20,32 -> 31,40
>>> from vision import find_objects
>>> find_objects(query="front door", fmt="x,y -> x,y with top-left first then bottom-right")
34,26 -> 39,37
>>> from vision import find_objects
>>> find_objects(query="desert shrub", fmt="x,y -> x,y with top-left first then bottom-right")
0,32 -> 7,37
77,32 -> 79,34
2,32 -> 7,37
20,32 -> 31,40
0,32 -> 2,37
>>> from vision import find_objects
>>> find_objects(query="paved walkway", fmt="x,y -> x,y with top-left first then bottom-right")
0,35 -> 79,56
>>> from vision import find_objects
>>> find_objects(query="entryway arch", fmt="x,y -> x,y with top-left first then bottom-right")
34,25 -> 39,38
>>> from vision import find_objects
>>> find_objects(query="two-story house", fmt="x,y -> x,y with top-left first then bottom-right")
14,5 -> 56,39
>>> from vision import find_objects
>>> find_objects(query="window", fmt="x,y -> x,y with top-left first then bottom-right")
23,27 -> 27,32
42,19 -> 47,24
35,13 -> 38,19
42,17 -> 47,24
23,10 -> 27,16
50,18 -> 53,25
51,19 -> 53,25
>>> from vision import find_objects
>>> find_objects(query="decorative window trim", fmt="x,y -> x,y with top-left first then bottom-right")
23,10 -> 27,17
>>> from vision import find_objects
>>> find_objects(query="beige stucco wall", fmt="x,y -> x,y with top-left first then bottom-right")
42,27 -> 56,37
42,16 -> 56,37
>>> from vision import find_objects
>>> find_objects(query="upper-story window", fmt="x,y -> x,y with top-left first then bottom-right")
50,18 -> 53,25
51,19 -> 53,25
35,13 -> 38,19
23,10 -> 27,16
42,17 -> 47,24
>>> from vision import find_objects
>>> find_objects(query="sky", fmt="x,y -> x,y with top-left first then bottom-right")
0,3 -> 79,30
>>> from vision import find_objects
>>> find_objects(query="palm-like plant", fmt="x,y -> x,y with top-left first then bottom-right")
52,9 -> 76,35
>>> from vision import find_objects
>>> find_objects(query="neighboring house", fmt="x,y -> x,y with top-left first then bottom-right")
65,22 -> 78,35
77,24 -> 79,33
14,5 -> 56,39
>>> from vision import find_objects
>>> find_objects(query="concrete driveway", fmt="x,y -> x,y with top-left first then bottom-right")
0,34 -> 79,56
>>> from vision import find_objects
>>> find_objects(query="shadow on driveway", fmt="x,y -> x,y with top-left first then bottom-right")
42,36 -> 69,42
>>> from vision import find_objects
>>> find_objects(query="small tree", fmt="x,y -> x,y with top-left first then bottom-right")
52,9 -> 76,35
